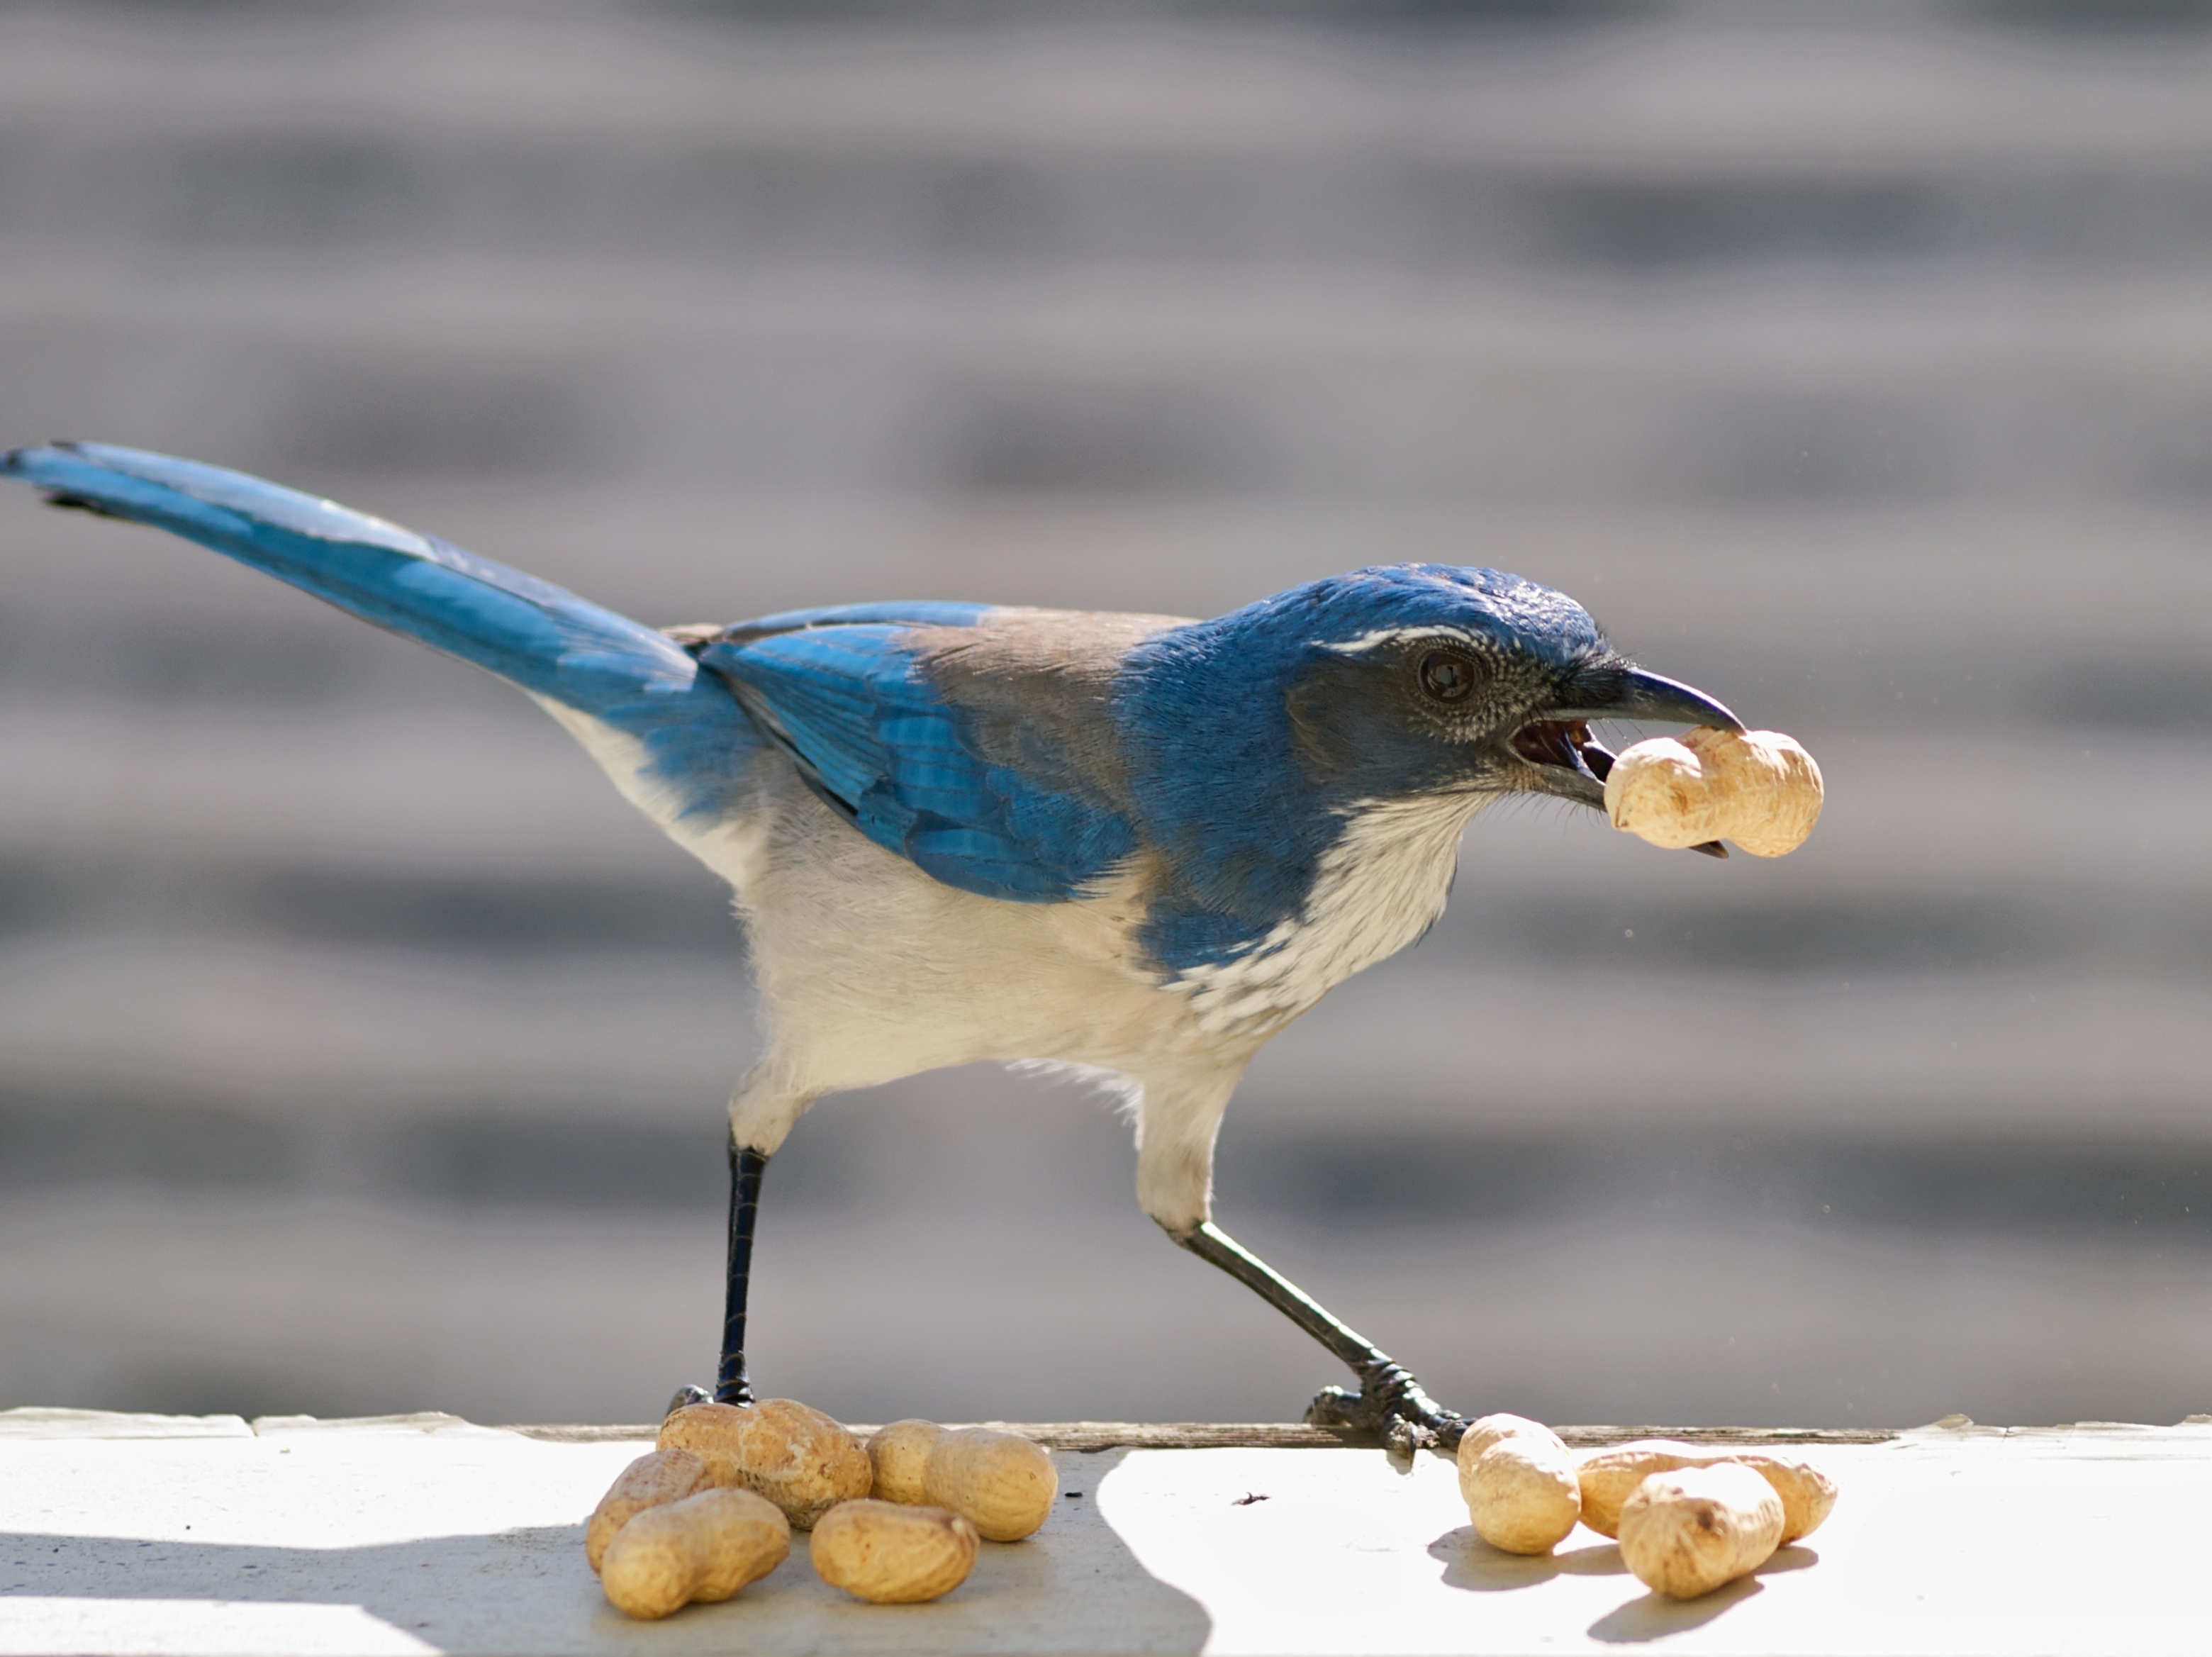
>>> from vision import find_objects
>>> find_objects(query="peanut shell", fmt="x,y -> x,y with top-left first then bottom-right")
1604,727 -> 1822,859
659,1399 -> 874,1529
1461,1434 -> 1581,1556
1617,1463 -> 1784,1600
657,1402 -> 748,1486
1576,1440 -> 1836,1544
810,1499 -> 979,1604
866,1419 -> 944,1507
867,1420 -> 1058,1541
922,1429 -> 1058,1543
586,1448 -> 712,1573
599,1487 -> 790,1620
1456,1412 -> 1560,1463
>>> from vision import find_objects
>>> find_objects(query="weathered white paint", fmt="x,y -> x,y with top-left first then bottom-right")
4,1412 -> 2209,1656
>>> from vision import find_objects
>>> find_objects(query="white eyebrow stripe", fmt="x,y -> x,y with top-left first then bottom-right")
1321,625 -> 1487,657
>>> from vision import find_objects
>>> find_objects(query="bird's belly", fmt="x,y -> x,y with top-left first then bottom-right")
734,774 -> 1244,1093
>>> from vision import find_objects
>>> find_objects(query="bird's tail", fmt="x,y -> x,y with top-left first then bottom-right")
1,442 -> 757,826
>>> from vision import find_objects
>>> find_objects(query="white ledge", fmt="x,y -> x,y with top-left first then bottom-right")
3,1412 -> 2209,1656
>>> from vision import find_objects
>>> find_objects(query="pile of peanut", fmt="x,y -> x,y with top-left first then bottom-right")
1457,1414 -> 1838,1600
587,1397 -> 1832,1614
586,1400 -> 1058,1619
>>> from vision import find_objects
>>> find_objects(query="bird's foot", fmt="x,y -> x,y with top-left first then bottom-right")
665,1376 -> 753,1417
1305,1361 -> 1467,1465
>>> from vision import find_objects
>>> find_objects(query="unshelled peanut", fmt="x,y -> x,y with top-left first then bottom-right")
599,1487 -> 791,1620
1455,1414 -> 1582,1556
586,1448 -> 712,1573
865,1420 -> 1058,1542
810,1499 -> 980,1604
659,1399 -> 873,1529
1576,1441 -> 1836,1545
1616,1463 -> 1784,1600
1605,727 -> 1822,858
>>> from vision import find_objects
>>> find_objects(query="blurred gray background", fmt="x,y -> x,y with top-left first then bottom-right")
1,0 -> 2208,1432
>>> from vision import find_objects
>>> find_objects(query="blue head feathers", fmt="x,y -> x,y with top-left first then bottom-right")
1124,562 -> 1612,800
1112,564 -> 1623,973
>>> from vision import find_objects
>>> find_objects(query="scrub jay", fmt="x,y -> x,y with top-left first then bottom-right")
3,442 -> 1741,1454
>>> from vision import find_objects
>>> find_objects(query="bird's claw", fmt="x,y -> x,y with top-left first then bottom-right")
667,1368 -> 756,1416
1305,1361 -> 1467,1466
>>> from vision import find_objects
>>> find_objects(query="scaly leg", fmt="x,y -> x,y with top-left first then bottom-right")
1171,1219 -> 1467,1459
1136,1072 -> 1466,1458
666,1133 -> 768,1415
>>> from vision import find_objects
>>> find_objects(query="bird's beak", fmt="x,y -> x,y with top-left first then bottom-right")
1545,662 -> 1744,733
1499,662 -> 1743,857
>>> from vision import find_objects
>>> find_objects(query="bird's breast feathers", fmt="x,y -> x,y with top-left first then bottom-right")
1154,789 -> 1487,1037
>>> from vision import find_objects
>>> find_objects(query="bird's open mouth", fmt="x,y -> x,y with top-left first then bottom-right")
1495,664 -> 1741,856
1509,718 -> 1614,783
1506,711 -> 1729,858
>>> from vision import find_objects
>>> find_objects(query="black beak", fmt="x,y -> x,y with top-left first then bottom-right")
1543,662 -> 1744,732
1503,661 -> 1742,859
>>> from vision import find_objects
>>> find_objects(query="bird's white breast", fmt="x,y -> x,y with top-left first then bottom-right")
1171,791 -> 1489,1037
538,693 -> 1483,1077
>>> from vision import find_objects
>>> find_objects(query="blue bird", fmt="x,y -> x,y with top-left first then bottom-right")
2,442 -> 1742,1451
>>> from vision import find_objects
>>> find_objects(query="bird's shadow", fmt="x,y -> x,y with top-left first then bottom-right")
1429,1529 -> 1821,1645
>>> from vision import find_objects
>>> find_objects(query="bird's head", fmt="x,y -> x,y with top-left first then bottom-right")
1136,564 -> 1740,823
1116,564 -> 1745,986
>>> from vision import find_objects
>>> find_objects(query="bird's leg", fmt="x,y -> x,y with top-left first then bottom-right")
1172,1219 -> 1466,1461
666,1133 -> 768,1416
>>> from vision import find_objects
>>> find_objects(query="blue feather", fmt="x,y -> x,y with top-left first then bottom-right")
1118,564 -> 1608,974
1,442 -> 759,820
703,619 -> 1136,903
721,600 -> 994,637
1,447 -> 1622,956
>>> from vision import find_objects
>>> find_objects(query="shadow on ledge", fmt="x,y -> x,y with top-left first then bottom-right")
1,1452 -> 1210,1656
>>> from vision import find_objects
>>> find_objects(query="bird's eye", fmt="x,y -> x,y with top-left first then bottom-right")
1419,649 -> 1478,703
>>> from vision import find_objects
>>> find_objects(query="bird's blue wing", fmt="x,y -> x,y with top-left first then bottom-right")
1,443 -> 1140,897
701,615 -> 1140,903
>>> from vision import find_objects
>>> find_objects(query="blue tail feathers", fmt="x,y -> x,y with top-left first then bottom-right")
1,442 -> 759,819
